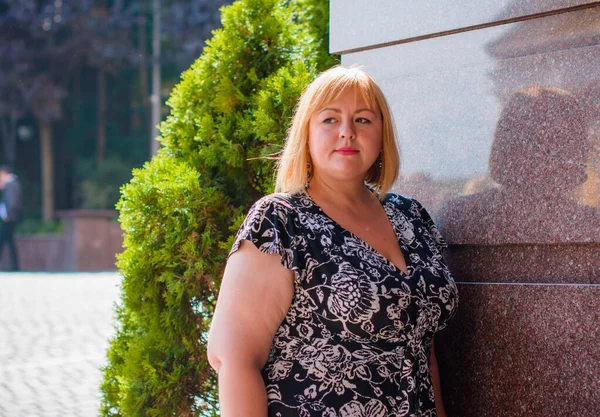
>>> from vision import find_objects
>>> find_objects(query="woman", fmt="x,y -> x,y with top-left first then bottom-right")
207,66 -> 458,417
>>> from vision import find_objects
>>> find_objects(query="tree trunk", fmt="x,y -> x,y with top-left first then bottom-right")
139,16 -> 149,109
134,16 -> 150,134
150,0 -> 161,156
0,112 -> 18,166
97,68 -> 106,166
40,119 -> 54,220
73,66 -> 81,125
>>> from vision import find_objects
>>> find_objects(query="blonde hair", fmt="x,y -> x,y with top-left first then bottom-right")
275,65 -> 400,198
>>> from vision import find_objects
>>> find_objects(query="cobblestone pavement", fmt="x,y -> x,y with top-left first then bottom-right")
0,273 -> 122,417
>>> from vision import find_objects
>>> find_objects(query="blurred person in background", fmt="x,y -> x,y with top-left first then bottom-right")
0,165 -> 22,271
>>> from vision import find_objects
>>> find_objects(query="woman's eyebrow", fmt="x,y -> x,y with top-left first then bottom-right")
317,107 -> 376,115
355,108 -> 376,115
318,107 -> 341,114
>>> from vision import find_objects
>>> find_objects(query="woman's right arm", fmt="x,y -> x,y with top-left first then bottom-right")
207,240 -> 295,417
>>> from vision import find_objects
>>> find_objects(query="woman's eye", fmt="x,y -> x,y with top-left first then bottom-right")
356,117 -> 371,124
323,117 -> 336,124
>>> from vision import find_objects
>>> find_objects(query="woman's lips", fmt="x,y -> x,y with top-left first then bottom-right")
335,148 -> 359,155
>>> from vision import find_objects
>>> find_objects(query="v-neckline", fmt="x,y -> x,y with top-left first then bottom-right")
302,190 -> 410,276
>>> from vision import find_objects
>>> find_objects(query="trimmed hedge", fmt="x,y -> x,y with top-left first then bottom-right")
100,0 -> 337,416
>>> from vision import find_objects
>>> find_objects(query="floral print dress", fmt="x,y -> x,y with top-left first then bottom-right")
230,191 -> 458,417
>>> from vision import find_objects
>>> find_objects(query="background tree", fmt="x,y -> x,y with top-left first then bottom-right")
100,0 -> 337,415
0,0 -> 135,218
0,0 -> 228,222
70,0 -> 230,210
0,0 -> 73,219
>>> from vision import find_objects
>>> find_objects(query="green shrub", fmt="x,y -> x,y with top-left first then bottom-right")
100,0 -> 337,416
16,219 -> 64,234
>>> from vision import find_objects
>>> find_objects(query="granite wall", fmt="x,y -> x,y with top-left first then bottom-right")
330,1 -> 600,415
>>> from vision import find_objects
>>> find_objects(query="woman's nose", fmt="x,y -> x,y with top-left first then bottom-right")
339,120 -> 356,140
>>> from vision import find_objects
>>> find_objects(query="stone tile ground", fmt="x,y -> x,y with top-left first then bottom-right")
0,273 -> 121,417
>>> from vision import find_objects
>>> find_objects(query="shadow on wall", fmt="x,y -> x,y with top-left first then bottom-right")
438,86 -> 600,245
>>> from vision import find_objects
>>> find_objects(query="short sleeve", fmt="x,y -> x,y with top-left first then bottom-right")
413,199 -> 448,254
229,195 -> 302,275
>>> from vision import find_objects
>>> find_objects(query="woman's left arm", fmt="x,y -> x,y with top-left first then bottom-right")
430,340 -> 447,417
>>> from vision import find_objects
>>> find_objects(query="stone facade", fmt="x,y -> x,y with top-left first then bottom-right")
330,1 -> 600,415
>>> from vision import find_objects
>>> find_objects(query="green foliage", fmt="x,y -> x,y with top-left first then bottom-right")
16,219 -> 64,235
101,155 -> 233,416
100,0 -> 338,415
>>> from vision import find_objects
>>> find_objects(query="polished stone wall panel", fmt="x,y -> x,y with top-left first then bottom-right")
330,0 -> 597,53
342,7 -> 600,246
330,4 -> 600,416
436,283 -> 600,417
444,244 -> 600,283
341,7 -> 600,80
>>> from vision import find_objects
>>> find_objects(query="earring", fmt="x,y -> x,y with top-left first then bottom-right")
377,152 -> 384,191
306,160 -> 312,188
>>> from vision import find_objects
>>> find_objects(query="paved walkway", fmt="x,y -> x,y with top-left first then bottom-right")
0,273 -> 122,417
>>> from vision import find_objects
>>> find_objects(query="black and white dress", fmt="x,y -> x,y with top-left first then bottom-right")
230,191 -> 458,417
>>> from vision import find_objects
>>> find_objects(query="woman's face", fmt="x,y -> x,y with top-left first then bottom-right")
308,88 -> 383,184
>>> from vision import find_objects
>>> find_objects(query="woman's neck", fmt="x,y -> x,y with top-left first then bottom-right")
307,175 -> 375,210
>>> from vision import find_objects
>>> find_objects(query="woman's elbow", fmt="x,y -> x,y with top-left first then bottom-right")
207,335 -> 267,376
206,338 -> 222,373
